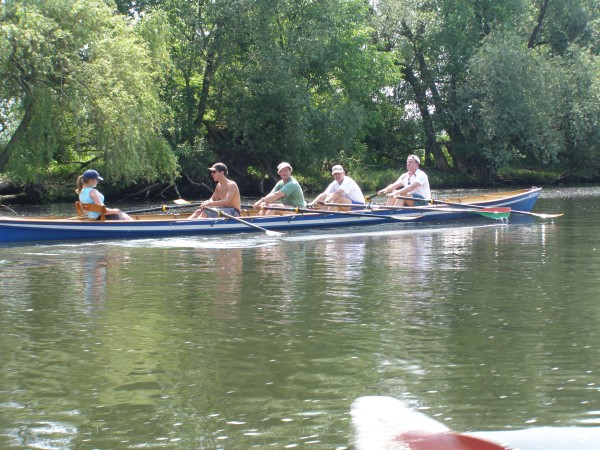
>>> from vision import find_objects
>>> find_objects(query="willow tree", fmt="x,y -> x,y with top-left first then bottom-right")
0,0 -> 177,185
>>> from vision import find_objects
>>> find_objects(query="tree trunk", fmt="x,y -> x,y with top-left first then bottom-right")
528,0 -> 550,49
193,47 -> 216,138
399,21 -> 450,171
0,95 -> 34,172
401,66 -> 449,171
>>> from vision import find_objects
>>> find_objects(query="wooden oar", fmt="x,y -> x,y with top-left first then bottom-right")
203,206 -> 284,237
393,195 -> 563,219
322,202 -> 511,220
125,203 -> 201,215
174,198 -> 254,210
262,205 -> 420,221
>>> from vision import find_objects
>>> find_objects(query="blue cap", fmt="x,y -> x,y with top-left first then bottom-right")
83,169 -> 103,181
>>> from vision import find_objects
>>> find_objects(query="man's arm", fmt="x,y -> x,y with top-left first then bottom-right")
253,185 -> 285,208
309,191 -> 327,206
203,182 -> 240,208
378,177 -> 404,195
325,189 -> 345,203
392,182 -> 420,196
262,190 -> 285,203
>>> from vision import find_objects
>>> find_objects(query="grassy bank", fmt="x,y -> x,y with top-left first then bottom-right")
2,165 -> 597,206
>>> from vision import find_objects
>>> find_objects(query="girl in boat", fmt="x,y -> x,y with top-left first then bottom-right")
76,170 -> 132,220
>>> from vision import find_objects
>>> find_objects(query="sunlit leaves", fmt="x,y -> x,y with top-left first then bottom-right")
463,34 -> 563,168
0,0 -> 177,183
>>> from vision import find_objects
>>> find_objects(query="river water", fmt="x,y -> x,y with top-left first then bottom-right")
1,186 -> 599,449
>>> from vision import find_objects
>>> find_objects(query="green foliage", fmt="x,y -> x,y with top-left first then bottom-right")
173,141 -> 217,181
1,0 -> 599,194
371,0 -> 599,180
151,0 -> 394,176
496,167 -> 561,184
555,48 -> 600,167
460,33 -> 564,171
531,0 -> 598,55
0,0 -> 178,185
459,28 -> 600,175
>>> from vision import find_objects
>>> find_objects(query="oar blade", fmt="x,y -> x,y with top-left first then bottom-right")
174,198 -> 191,205
532,212 -> 564,219
430,196 -> 562,220
477,207 -> 511,220
390,214 -> 421,221
266,230 -> 285,237
351,396 -> 509,450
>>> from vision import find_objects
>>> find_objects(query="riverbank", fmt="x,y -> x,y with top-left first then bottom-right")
1,166 -> 596,206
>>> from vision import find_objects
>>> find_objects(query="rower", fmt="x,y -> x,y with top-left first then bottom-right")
253,162 -> 306,216
378,155 -> 431,207
189,162 -> 242,219
309,165 -> 365,211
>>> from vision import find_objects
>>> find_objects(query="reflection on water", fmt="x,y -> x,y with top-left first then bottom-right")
1,187 -> 600,448
81,253 -> 108,307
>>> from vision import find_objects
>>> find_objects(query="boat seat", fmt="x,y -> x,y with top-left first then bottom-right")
75,201 -> 106,221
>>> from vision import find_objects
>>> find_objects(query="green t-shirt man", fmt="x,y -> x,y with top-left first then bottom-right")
253,162 -> 307,215
272,176 -> 306,207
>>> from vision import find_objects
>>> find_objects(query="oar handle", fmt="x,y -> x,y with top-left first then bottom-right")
393,194 -> 434,204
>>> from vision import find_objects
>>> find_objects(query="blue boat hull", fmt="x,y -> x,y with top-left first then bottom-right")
0,188 -> 542,243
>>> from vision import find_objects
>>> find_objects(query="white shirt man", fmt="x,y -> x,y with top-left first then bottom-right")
378,155 -> 431,206
310,165 -> 365,211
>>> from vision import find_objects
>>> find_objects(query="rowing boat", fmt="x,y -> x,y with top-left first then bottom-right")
0,188 -> 543,243
0,188 -> 544,243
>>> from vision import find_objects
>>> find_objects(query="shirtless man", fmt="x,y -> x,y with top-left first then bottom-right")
189,163 -> 242,219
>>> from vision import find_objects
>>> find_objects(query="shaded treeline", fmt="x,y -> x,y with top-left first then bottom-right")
0,0 -> 598,201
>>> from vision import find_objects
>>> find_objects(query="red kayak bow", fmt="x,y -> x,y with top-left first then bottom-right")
398,430 -> 509,450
